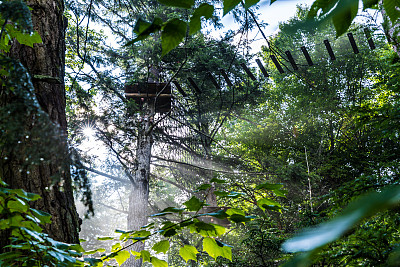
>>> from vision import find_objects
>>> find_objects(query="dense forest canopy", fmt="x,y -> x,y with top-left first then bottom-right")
1,0 -> 400,266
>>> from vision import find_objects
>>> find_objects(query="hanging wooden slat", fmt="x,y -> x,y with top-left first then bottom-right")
240,63 -> 256,80
363,28 -> 376,50
255,59 -> 269,78
207,72 -> 221,90
285,51 -> 298,70
124,82 -> 171,113
347,33 -> 359,54
270,55 -> 284,74
220,69 -> 233,87
187,77 -> 202,94
324,40 -> 336,60
172,80 -> 187,97
301,46 -> 314,66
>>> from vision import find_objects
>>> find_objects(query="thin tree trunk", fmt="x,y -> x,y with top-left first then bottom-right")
0,0 -> 79,249
124,102 -> 154,267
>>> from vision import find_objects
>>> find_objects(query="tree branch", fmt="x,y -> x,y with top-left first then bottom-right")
83,165 -> 130,184
150,174 -> 193,194
98,202 -> 128,214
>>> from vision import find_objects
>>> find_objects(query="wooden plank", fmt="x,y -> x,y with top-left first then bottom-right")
124,82 -> 171,113
125,93 -> 172,97
220,69 -> 233,87
207,72 -> 221,90
255,59 -> 269,78
241,63 -> 257,80
285,51 -> 298,70
347,33 -> 359,54
270,55 -> 284,73
324,39 -> 336,60
364,28 -> 375,50
301,46 -> 313,66
187,77 -> 202,94
172,80 -> 187,97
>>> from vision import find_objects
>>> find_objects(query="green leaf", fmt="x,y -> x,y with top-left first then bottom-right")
111,242 -> 122,252
214,191 -> 230,197
21,227 -> 44,242
180,219 -> 195,227
84,257 -> 103,265
272,189 -> 287,197
282,185 -> 400,254
257,198 -> 281,211
196,183 -> 212,191
114,250 -> 131,266
140,250 -> 151,262
30,208 -> 51,224
161,228 -> 177,237
157,0 -> 194,9
228,191 -> 244,198
215,239 -> 233,248
203,237 -> 232,261
195,221 -> 215,231
256,182 -> 283,190
152,240 -> 170,254
151,212 -> 172,217
383,0 -> 400,23
229,214 -> 251,223
131,230 -> 151,238
7,199 -> 28,213
201,209 -> 229,219
7,188 -> 40,201
97,236 -> 114,241
84,248 -> 106,255
226,208 -> 245,216
362,0 -> 379,9
14,31 -> 42,47
179,245 -> 199,262
210,178 -> 227,184
223,0 -> 241,16
0,251 -> 23,262
150,256 -> 168,267
331,0 -> 359,36
161,18 -> 187,56
161,207 -> 185,213
126,17 -> 163,45
183,196 -> 204,211
190,222 -> 226,237
244,0 -> 261,9
189,3 -> 214,35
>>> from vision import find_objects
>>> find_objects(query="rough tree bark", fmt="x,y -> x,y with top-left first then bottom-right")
0,0 -> 79,249
124,101 -> 155,267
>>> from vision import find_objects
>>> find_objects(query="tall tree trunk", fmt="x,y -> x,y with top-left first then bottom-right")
124,102 -> 154,267
0,0 -> 79,249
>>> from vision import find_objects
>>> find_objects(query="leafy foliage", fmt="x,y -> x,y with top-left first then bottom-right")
0,180 -> 85,266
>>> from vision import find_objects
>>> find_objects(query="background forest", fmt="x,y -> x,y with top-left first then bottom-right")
1,0 -> 400,266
